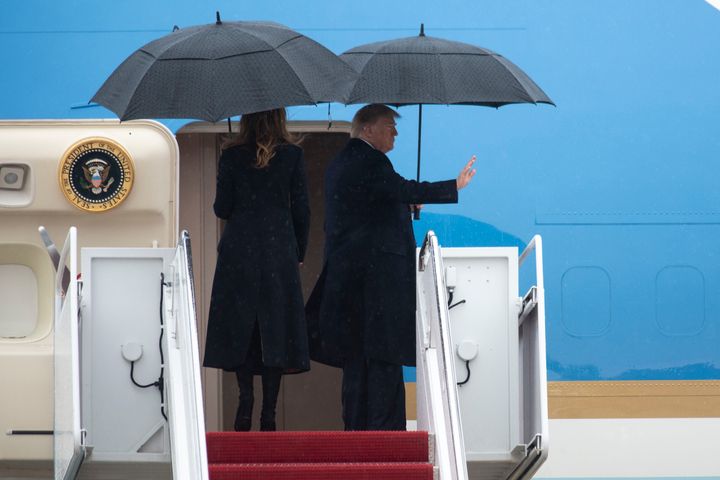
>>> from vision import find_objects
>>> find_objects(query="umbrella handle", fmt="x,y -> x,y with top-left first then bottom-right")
413,206 -> 421,220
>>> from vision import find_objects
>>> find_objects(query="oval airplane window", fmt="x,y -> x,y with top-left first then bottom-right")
0,264 -> 38,338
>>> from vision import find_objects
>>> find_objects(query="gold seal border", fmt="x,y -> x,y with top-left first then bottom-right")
58,136 -> 135,213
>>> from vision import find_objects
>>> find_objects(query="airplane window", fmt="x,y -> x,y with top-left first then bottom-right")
0,264 -> 39,338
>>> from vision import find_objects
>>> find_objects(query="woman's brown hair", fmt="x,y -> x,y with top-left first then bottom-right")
223,108 -> 297,168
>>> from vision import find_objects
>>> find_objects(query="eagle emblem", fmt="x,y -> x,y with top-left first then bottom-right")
81,158 -> 115,194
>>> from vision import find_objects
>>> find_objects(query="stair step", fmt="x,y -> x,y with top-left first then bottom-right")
209,462 -> 433,480
206,431 -> 429,464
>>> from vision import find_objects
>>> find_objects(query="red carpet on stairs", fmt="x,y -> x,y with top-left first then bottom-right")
206,431 -> 433,480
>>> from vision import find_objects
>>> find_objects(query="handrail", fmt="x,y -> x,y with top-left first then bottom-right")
519,235 -> 544,292
515,234 -> 549,479
164,230 -> 209,480
417,231 -> 468,480
39,225 -> 70,293
52,226 -> 84,480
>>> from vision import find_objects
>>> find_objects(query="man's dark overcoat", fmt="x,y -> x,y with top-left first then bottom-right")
204,143 -> 310,373
306,138 -> 457,367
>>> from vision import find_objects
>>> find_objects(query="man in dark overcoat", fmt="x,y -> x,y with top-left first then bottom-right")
307,103 -> 476,430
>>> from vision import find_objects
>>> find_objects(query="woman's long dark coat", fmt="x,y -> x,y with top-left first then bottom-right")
203,143 -> 310,373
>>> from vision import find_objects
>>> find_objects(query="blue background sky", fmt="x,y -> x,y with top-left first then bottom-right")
1,0 -> 719,380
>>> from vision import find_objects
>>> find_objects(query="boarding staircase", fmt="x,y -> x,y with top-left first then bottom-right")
206,431 -> 432,479
52,227 -> 207,480
415,231 -> 548,480
49,228 -> 547,480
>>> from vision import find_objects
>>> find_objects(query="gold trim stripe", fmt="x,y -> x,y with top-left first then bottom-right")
406,381 -> 720,420
549,380 -> 720,419
406,383 -> 417,420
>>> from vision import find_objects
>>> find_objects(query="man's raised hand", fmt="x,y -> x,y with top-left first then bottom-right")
456,155 -> 477,190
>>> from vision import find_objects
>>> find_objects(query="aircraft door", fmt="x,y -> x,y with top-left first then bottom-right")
177,127 -> 350,431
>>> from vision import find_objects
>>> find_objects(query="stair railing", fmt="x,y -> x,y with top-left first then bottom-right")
416,231 -> 469,480
52,226 -> 85,480
511,235 -> 549,480
163,231 -> 209,480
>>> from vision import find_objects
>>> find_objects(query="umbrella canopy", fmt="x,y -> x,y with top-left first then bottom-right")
340,25 -> 554,107
92,14 -> 358,122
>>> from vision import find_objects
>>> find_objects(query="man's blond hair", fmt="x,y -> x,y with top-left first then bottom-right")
350,104 -> 401,138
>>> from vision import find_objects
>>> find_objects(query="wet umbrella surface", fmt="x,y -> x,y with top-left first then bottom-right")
341,25 -> 553,107
92,13 -> 357,122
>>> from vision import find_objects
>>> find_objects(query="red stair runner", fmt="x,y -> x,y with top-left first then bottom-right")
206,431 -> 433,480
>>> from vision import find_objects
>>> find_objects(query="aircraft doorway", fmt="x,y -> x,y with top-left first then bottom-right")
177,122 -> 350,431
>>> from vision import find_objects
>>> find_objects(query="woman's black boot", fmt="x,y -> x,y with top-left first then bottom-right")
234,368 -> 254,431
260,367 -> 282,431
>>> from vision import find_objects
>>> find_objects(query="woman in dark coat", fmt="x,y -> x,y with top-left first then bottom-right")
203,108 -> 310,431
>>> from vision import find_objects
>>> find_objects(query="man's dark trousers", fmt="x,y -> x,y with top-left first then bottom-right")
337,270 -> 406,431
342,354 -> 406,430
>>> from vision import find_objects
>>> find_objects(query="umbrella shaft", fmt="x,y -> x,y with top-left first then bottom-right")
414,104 -> 423,221
416,104 -> 423,182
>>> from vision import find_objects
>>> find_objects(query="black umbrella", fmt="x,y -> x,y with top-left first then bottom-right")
340,25 -> 554,216
92,13 -> 357,123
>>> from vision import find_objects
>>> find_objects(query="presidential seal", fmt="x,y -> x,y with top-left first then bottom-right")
58,137 -> 134,212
